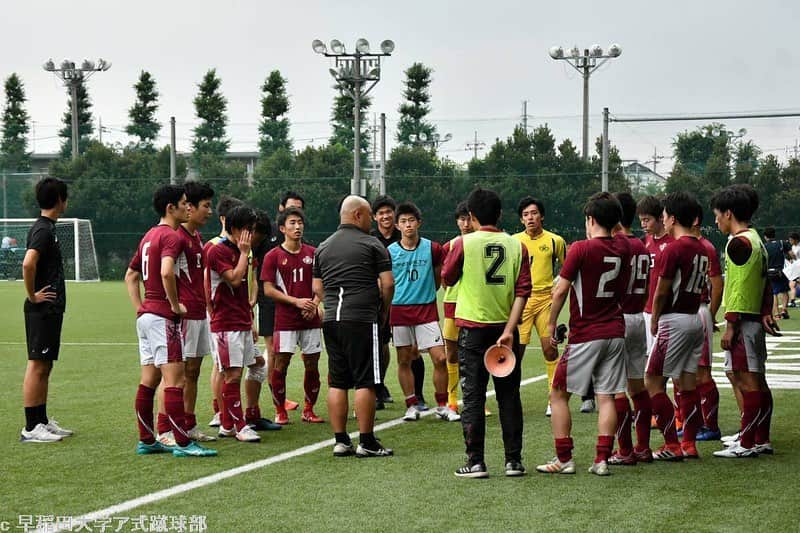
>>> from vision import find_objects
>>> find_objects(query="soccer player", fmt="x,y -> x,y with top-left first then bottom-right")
20,178 -> 73,443
206,205 -> 262,443
442,187 -> 531,478
261,207 -> 324,425
513,197 -> 567,416
608,192 -> 652,465
711,186 -> 776,458
442,202 -> 473,412
125,184 -> 216,457
536,192 -> 630,476
645,192 -> 707,461
389,202 -> 460,422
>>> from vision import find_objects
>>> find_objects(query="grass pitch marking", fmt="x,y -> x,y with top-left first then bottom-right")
48,374 -> 548,532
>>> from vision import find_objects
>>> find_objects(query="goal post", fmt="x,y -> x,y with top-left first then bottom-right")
0,218 -> 100,281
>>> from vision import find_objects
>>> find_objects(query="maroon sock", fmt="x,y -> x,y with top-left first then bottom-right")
304,369 -> 321,407
212,398 -> 220,414
555,437 -> 574,463
595,434 -> 614,463
245,406 -> 261,424
435,392 -> 448,407
156,413 -> 170,435
652,392 -> 679,445
184,412 -> 197,431
405,395 -> 417,408
632,391 -> 652,451
679,389 -> 701,443
755,389 -> 773,445
222,381 -> 246,431
135,384 -> 156,444
740,391 -> 761,449
614,396 -> 633,456
164,387 -> 190,447
270,369 -> 287,410
698,380 -> 720,432
672,385 -> 683,425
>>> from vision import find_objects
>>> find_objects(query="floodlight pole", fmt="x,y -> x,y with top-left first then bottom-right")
380,112 -> 387,195
602,107 -> 609,192
170,117 -> 177,184
353,58 -> 362,196
70,83 -> 79,161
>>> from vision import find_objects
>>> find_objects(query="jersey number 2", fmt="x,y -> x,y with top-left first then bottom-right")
484,244 -> 506,285
596,256 -> 622,298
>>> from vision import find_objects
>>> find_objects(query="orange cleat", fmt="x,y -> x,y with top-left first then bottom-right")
301,410 -> 325,423
681,441 -> 699,459
284,399 -> 300,411
275,410 -> 290,425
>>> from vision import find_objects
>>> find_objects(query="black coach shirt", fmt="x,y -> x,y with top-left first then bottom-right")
314,224 -> 392,323
370,227 -> 401,249
254,219 -> 279,305
24,216 -> 66,313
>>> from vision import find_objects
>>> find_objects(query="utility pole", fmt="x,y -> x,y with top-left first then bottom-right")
601,107 -> 609,192
466,130 -> 485,160
380,113 -> 386,195
169,117 -> 177,184
370,113 -> 378,196
647,147 -> 664,175
521,100 -> 530,131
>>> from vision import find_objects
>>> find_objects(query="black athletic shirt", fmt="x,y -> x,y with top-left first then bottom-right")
254,219 -> 280,305
24,216 -> 66,313
370,228 -> 401,249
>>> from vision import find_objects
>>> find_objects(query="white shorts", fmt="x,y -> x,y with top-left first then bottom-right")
697,303 -> 714,367
552,337 -> 627,396
211,330 -> 256,370
646,313 -> 703,379
273,328 -> 323,355
643,312 -> 655,353
724,320 -> 768,374
182,318 -> 212,358
136,313 -> 183,367
392,322 -> 444,351
623,313 -> 647,379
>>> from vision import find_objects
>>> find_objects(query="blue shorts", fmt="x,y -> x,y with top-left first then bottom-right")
771,274 -> 790,295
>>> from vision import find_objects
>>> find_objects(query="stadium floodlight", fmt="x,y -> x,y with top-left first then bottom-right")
608,43 -> 622,57
81,60 -> 94,71
548,46 -> 564,59
443,133 -> 453,142
356,38 -> 370,54
330,39 -> 345,54
569,46 -> 581,58
380,39 -> 395,54
590,45 -> 603,57
312,39 -> 327,54
366,66 -> 380,78
43,59 -> 55,71
419,132 -> 428,142
409,133 -> 418,143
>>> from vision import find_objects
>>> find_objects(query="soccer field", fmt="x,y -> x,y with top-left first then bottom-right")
1,282 -> 798,533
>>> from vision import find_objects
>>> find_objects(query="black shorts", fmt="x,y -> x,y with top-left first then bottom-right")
323,321 -> 380,390
258,299 -> 276,337
25,309 -> 63,361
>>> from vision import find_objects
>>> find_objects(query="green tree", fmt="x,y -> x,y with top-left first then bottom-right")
59,78 -> 94,158
751,154 -> 781,224
667,124 -> 732,210
126,71 -> 161,149
0,73 -> 31,171
258,70 -> 292,156
330,83 -> 371,158
396,63 -> 435,146
733,141 -> 760,184
192,69 -> 230,162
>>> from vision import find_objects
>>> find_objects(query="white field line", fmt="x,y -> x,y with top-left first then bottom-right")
48,374 -> 548,531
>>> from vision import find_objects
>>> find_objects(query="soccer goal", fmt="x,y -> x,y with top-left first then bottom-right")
0,218 -> 100,281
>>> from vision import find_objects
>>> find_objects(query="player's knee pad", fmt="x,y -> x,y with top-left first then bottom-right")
246,364 -> 267,383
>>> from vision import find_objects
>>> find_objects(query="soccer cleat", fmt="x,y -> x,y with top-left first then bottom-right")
173,441 -> 218,457
416,401 -> 430,412
633,448 -> 654,463
218,426 -> 236,438
713,443 -> 758,458
403,405 -> 421,421
721,431 -> 741,443
275,411 -> 290,425
435,406 -> 461,422
333,442 -> 355,457
20,424 -> 62,443
755,442 -> 774,455
448,403 -> 460,414
44,419 -> 74,437
608,451 -> 637,466
249,418 -> 282,431
781,311 -> 790,320
536,457 -> 576,474
681,441 -> 700,459
696,427 -> 722,441
208,412 -> 221,427
355,443 -> 394,458
545,403 -> 552,417
301,410 -> 325,424
505,461 -> 526,477
652,444 -> 684,461
187,426 -> 217,442
580,398 -> 595,413
235,426 -> 261,442
589,461 -> 611,476
136,440 -> 171,455
156,431 -> 177,448
284,399 -> 300,411
455,462 -> 489,478
375,398 -> 385,411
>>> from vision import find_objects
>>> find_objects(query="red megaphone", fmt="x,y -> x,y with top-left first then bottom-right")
484,344 -> 516,378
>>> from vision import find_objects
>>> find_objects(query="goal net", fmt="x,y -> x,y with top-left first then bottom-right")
0,218 -> 100,281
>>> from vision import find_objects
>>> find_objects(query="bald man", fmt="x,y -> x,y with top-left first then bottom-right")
313,196 -> 396,457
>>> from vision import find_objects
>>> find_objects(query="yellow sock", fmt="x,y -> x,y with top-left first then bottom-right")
545,358 -> 559,392
447,362 -> 459,407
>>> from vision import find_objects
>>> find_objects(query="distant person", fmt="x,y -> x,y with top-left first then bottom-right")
763,227 -> 793,319
788,232 -> 800,308
20,178 -> 72,443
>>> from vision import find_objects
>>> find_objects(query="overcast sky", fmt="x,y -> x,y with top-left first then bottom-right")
2,0 -> 800,173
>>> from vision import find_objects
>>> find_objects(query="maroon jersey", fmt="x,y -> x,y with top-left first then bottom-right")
129,224 -> 184,319
260,243 -> 321,331
699,236 -> 722,304
619,233 -> 649,314
206,239 -> 252,332
644,233 -> 675,313
559,236 -> 631,344
655,235 -> 709,315
176,225 -> 207,320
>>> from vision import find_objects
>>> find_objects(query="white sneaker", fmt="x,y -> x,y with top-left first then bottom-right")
208,412 -> 221,427
45,419 -> 73,437
713,443 -> 758,458
723,438 -> 740,448
218,426 -> 236,438
403,405 -> 421,421
435,406 -> 461,422
588,461 -> 611,476
754,442 -> 774,455
580,399 -> 596,413
545,403 -> 552,417
187,426 -> 217,442
157,431 -> 176,448
235,425 -> 261,442
536,457 -> 576,474
20,423 -> 62,443
333,442 -> 355,457
721,431 -> 740,443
